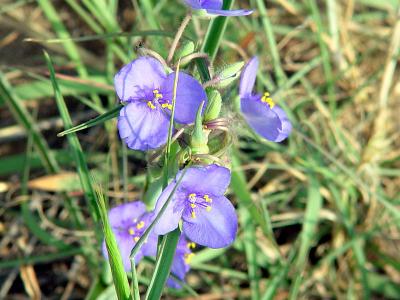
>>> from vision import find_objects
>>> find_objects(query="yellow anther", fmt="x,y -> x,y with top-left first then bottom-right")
134,236 -> 140,242
153,89 -> 159,94
190,203 -> 196,208
206,206 -> 212,212
261,92 -> 275,108
203,195 -> 212,203
187,242 -> 196,249
128,228 -> 135,235
147,101 -> 156,109
161,103 -> 172,110
189,193 -> 196,200
136,221 -> 145,229
191,211 -> 196,219
184,253 -> 195,264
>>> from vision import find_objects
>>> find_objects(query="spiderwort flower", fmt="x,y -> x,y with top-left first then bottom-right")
153,164 -> 237,248
102,201 -> 157,271
240,56 -> 292,142
183,0 -> 253,17
168,237 -> 196,289
115,56 -> 207,151
103,201 -> 193,288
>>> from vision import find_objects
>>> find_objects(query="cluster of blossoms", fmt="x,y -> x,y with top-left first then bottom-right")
103,0 -> 292,289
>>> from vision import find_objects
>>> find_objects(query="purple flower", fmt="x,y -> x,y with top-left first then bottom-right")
115,56 -> 207,151
168,238 -> 196,289
103,201 -> 193,288
102,201 -> 157,271
153,164 -> 237,248
240,56 -> 292,142
183,0 -> 253,16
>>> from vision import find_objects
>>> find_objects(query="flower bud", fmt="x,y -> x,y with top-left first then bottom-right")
204,89 -> 222,122
214,61 -> 245,89
190,101 -> 209,155
175,41 -> 195,65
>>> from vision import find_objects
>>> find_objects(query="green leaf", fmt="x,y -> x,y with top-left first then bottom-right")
57,104 -> 122,137
45,51 -> 100,221
96,184 -> 131,300
145,228 -> 181,300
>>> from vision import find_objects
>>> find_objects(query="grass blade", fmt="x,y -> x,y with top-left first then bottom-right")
95,184 -> 131,300
145,228 -> 181,300
45,51 -> 100,221
57,105 -> 122,137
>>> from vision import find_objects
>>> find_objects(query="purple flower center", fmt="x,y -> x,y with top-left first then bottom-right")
145,88 -> 172,111
186,192 -> 213,219
116,217 -> 149,242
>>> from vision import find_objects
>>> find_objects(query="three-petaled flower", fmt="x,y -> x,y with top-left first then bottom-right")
183,0 -> 253,16
115,56 -> 207,151
103,201 -> 193,288
154,164 -> 238,248
240,56 -> 292,142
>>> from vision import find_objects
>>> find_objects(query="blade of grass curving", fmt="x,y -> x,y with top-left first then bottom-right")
201,0 -> 235,62
0,71 -> 59,174
95,183 -> 131,300
129,259 -> 140,300
45,51 -> 101,221
57,104 -> 122,137
145,228 -> 181,300
255,0 -> 287,85
289,175 -> 322,300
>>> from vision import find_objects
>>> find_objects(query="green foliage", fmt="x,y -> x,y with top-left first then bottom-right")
1,0 -> 400,299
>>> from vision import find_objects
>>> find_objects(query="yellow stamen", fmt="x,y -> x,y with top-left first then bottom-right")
153,89 -> 159,94
187,242 -> 196,249
161,103 -> 172,110
128,228 -> 135,235
147,101 -> 156,109
189,193 -> 196,200
191,211 -> 196,219
206,206 -> 212,212
134,236 -> 140,242
136,221 -> 145,229
203,195 -> 212,203
261,92 -> 275,108
190,203 -> 196,208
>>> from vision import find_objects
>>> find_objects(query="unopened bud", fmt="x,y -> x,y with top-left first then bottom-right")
175,41 -> 195,64
204,90 -> 222,122
190,101 -> 209,155
214,62 -> 245,89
